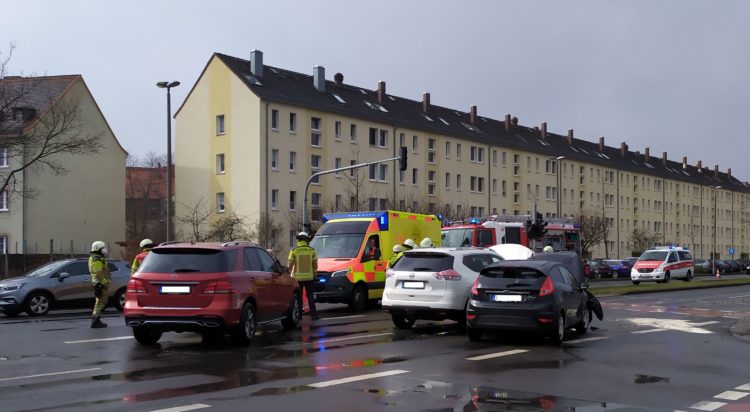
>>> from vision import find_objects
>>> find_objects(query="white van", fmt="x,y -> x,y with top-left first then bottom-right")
631,247 -> 694,284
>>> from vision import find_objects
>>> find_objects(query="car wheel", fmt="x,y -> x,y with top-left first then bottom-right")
133,326 -> 162,345
2,309 -> 21,317
632,281 -> 640,285
113,288 -> 126,312
231,302 -> 256,346
391,311 -> 415,329
575,305 -> 590,335
549,313 -> 565,345
348,284 -> 367,312
467,326 -> 483,342
684,270 -> 693,282
663,272 -> 671,283
281,292 -> 302,330
25,292 -> 51,316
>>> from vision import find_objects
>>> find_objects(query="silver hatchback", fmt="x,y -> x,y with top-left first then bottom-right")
0,258 -> 131,317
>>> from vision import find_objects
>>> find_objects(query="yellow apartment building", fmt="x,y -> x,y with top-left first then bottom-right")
175,50 -> 749,260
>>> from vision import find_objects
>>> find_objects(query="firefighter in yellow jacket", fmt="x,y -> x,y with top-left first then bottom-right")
89,241 -> 111,328
288,232 -> 319,320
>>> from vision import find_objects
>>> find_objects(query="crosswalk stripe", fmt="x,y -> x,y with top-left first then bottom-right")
307,369 -> 409,388
466,349 -> 528,361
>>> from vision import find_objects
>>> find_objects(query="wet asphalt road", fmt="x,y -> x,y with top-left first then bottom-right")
1,286 -> 750,412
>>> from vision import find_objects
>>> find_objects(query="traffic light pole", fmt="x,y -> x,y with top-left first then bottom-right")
301,150 -> 406,233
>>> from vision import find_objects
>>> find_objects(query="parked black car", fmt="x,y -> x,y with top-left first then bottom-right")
466,257 -> 590,345
588,259 -> 612,279
737,259 -> 750,274
726,260 -> 743,273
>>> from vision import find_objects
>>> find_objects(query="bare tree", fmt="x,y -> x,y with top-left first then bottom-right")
0,45 -> 103,196
125,153 -> 167,251
249,212 -> 284,254
176,197 -> 215,242
340,147 -> 378,212
206,207 -> 251,242
576,210 -> 613,259
630,227 -> 660,255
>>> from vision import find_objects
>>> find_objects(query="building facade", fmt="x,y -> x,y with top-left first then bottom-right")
175,50 -> 750,259
0,75 -> 127,264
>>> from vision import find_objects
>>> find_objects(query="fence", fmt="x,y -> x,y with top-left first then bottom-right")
1,239 -> 123,280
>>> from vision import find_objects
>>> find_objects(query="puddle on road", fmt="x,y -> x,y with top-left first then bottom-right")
634,374 -> 669,384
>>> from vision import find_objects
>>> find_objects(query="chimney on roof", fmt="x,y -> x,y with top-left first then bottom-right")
377,81 -> 386,103
682,157 -> 687,169
505,114 -> 511,131
422,92 -> 430,112
697,160 -> 702,172
597,136 -> 604,152
620,142 -> 627,157
470,105 -> 477,125
644,147 -> 650,161
662,151 -> 668,166
540,122 -> 547,140
334,72 -> 343,86
313,66 -> 325,92
728,168 -> 732,178
249,50 -> 263,77
511,116 -> 518,126
714,165 -> 719,178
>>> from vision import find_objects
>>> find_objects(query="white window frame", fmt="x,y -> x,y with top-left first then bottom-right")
0,148 -> 8,168
335,121 -> 342,141
289,112 -> 297,132
216,153 -> 225,174
271,189 -> 278,210
216,192 -> 225,212
216,115 -> 225,135
271,109 -> 279,130
289,151 -> 297,172
271,149 -> 278,170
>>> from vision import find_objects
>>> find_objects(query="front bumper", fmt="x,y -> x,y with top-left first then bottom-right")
314,274 -> 354,303
631,269 -> 665,281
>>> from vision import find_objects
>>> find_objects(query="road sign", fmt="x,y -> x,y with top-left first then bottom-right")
729,247 -> 735,256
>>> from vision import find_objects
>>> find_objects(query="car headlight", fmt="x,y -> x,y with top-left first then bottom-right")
1,284 -> 23,291
331,269 -> 351,278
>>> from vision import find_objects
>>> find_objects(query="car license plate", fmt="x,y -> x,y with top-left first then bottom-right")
402,281 -> 425,289
161,285 -> 190,294
492,294 -> 522,302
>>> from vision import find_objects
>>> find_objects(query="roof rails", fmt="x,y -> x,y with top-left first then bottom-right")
221,240 -> 256,247
159,241 -> 187,246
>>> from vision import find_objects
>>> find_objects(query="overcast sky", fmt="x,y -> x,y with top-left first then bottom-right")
2,1 -> 749,179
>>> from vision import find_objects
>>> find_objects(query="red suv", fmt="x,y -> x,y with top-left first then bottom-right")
124,241 -> 301,346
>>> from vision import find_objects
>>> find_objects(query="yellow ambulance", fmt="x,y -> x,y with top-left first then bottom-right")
309,211 -> 441,311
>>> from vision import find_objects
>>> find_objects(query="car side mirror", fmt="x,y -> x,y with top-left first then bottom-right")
59,272 -> 69,281
580,282 -> 589,291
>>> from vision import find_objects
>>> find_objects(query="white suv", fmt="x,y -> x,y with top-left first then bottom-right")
631,247 -> 694,284
382,247 -> 502,329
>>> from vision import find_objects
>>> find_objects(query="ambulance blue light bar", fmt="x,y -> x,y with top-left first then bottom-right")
322,211 -> 390,230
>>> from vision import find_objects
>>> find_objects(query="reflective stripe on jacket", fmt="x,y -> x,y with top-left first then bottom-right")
287,240 -> 318,282
89,254 -> 111,285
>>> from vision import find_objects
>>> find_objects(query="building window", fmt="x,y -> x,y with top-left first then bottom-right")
271,109 -> 279,130
545,159 -> 557,175
379,129 -> 388,148
290,112 -> 297,132
0,236 -> 6,254
216,115 -> 225,135
379,164 -> 388,182
470,176 -> 477,192
470,146 -> 484,163
289,191 -> 296,211
335,194 -> 342,211
350,160 -> 356,177
501,151 -> 507,166
492,150 -> 497,166
271,189 -> 278,210
216,192 -> 225,212
349,124 -> 357,143
412,135 -> 418,152
456,144 -> 462,160
311,193 -> 321,208
492,179 -> 497,194
399,169 -> 404,184
335,157 -> 342,176
412,168 -> 418,185
289,151 -> 297,172
369,128 -> 377,146
457,174 -> 462,191
369,164 -> 387,182
271,149 -> 278,170
311,117 -> 322,147
399,133 -> 405,148
311,154 -> 321,184
445,142 -> 451,158
216,153 -> 225,174
335,121 -> 342,141
445,172 -> 451,189
0,148 -> 7,167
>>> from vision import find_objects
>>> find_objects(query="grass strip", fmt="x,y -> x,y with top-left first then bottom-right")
590,278 -> 750,297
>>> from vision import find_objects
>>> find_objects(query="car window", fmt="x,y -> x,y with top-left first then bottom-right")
477,230 -> 493,247
551,266 -> 568,285
108,263 -> 120,273
559,266 -> 577,287
63,262 -> 89,276
668,252 -> 677,263
254,248 -> 277,272
640,251 -> 668,261
138,248 -> 229,273
462,254 -> 500,272
393,253 -> 453,272
244,248 -> 261,271
481,267 -> 544,279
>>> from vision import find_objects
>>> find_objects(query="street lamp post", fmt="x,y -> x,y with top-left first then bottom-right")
156,81 -> 180,241
712,185 -> 722,274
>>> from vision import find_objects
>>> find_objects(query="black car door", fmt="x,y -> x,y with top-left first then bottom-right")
556,265 -> 582,324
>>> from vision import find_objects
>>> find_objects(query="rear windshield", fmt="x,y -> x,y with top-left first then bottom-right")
481,267 -> 545,279
139,248 -> 236,273
639,251 -> 668,261
393,253 -> 454,272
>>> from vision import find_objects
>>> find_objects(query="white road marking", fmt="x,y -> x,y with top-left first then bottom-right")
632,328 -> 669,334
688,401 -> 727,411
564,336 -> 609,344
625,318 -> 717,334
321,315 -> 365,321
65,336 -> 134,344
714,390 -> 749,401
466,349 -> 528,361
294,332 -> 394,347
728,294 -> 750,299
0,367 -> 101,382
735,383 -> 750,391
307,369 -> 409,388
150,404 -> 211,412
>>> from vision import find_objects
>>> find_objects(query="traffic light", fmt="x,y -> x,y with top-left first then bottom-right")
399,146 -> 408,171
527,212 -> 549,239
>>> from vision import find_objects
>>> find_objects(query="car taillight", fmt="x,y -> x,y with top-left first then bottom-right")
470,277 -> 479,296
385,268 -> 395,278
126,279 -> 147,294
539,276 -> 555,297
203,281 -> 235,294
434,269 -> 462,281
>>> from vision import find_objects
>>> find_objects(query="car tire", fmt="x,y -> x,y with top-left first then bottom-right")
231,302 -> 256,346
25,292 -> 51,316
281,292 -> 302,330
2,309 -> 21,317
348,284 -> 367,312
133,326 -> 162,345
575,305 -> 590,335
632,281 -> 640,285
549,313 -> 565,345
663,272 -> 670,283
391,311 -> 415,329
684,270 -> 693,282
467,326 -> 483,342
113,288 -> 126,312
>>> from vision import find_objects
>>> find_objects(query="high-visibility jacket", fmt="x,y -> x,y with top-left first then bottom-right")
287,240 -> 318,282
131,248 -> 151,273
89,254 -> 111,286
387,252 -> 403,269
